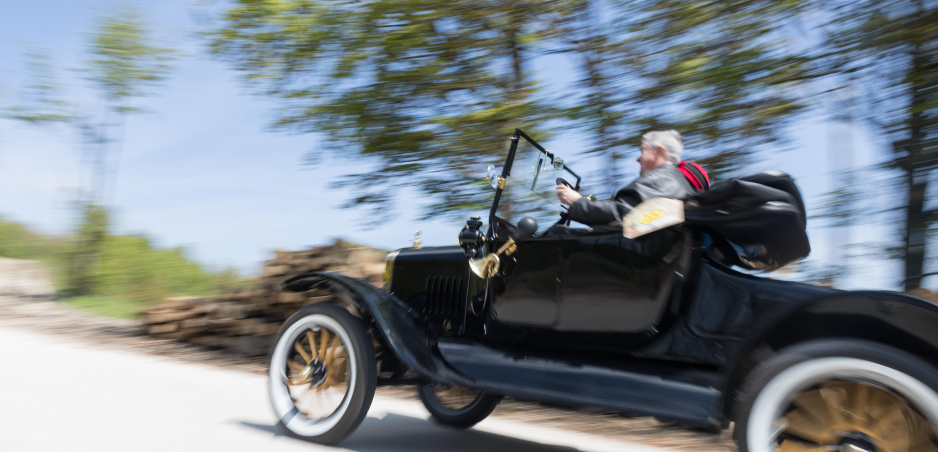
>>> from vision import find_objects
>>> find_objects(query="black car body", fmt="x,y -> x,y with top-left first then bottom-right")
269,129 -> 938,451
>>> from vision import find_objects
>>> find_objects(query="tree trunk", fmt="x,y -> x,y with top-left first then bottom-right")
582,45 -> 618,186
903,169 -> 928,290
506,18 -> 524,104
902,43 -> 929,291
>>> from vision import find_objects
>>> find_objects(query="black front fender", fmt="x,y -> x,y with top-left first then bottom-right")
281,272 -> 474,386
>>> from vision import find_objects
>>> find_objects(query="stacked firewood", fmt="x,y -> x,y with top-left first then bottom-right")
140,240 -> 389,356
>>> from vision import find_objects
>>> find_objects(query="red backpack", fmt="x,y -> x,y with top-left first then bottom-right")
678,161 -> 710,191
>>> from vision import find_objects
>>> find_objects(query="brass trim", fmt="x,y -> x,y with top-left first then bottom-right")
469,238 -> 519,278
469,254 -> 500,279
499,238 -> 518,257
497,177 -> 506,190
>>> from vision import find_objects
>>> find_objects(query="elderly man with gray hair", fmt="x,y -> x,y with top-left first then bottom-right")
556,130 -> 698,227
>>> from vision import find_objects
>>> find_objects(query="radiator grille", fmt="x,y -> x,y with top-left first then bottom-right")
424,275 -> 466,316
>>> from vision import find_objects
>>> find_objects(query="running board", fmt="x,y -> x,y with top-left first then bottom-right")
437,338 -> 722,427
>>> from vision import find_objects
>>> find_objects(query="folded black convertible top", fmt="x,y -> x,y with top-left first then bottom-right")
684,171 -> 810,271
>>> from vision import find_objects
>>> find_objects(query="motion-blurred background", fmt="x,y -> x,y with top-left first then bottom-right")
0,0 -> 935,318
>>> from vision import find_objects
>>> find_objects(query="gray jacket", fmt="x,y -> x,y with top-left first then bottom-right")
566,163 -> 696,226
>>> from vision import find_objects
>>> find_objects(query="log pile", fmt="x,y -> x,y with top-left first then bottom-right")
140,240 -> 388,356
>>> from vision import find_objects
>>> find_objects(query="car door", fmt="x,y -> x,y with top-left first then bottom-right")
554,228 -> 690,334
488,237 -> 560,327
481,130 -> 688,349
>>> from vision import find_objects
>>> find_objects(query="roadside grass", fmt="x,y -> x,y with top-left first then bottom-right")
63,296 -> 144,320
0,215 -> 253,322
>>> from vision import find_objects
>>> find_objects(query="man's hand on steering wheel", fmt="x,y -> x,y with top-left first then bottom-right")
556,178 -> 582,206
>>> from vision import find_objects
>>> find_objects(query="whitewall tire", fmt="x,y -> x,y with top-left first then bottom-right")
736,340 -> 938,452
269,303 -> 376,445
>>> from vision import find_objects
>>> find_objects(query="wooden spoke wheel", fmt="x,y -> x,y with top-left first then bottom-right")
736,340 -> 938,452
418,383 -> 500,428
269,303 -> 376,445
776,380 -> 937,452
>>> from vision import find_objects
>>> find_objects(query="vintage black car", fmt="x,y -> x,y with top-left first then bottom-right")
268,129 -> 938,452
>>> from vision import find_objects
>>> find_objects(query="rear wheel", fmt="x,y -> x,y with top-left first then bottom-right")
269,303 -> 376,445
735,340 -> 938,452
418,383 -> 500,428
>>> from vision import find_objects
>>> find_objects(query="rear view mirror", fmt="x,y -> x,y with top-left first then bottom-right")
622,198 -> 684,239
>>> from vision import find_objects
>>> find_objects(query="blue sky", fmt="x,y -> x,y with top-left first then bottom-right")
0,0 -> 909,289
0,0 -> 467,272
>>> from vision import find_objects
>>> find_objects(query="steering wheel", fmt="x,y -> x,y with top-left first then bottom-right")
555,177 -> 574,226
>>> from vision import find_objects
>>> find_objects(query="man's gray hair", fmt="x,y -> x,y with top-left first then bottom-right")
642,130 -> 683,163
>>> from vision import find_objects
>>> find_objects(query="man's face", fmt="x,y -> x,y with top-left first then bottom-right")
637,144 -> 665,175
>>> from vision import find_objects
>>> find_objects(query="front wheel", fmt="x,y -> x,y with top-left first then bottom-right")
418,383 -> 500,428
735,340 -> 938,452
269,303 -> 376,445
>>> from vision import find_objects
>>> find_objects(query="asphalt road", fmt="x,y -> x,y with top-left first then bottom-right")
0,326 -> 674,452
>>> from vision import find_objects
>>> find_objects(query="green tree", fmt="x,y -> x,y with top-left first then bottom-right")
4,8 -> 176,296
0,216 -> 67,263
70,8 -> 175,295
619,0 -> 811,179
817,0 -> 938,290
208,0 -> 813,216
0,212 -> 240,311
4,47 -> 73,127
80,6 -> 175,203
94,234 -> 223,305
207,0 -> 574,220
68,203 -> 110,296
559,0 -> 638,191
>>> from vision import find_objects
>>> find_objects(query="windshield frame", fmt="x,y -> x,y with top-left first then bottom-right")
487,129 -> 581,241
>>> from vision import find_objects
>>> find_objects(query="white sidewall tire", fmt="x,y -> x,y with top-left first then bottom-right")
268,303 -> 376,443
738,340 -> 938,452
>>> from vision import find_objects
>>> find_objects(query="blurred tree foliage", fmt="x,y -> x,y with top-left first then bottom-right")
5,2 -> 932,290
207,0 -> 810,211
1,8 -> 248,314
0,215 -> 248,310
619,0 -> 810,179
80,7 -> 175,201
208,0 -> 579,220
552,0 -> 811,192
71,9 -> 174,296
0,218 -> 70,289
93,234 -> 236,305
815,0 -> 938,290
4,8 -> 177,298
68,203 -> 110,296
0,218 -> 63,262
558,0 -> 637,192
4,47 -> 73,126
209,0 -> 938,288
5,9 -> 175,199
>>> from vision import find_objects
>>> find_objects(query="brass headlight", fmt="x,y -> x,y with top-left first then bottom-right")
383,250 -> 399,288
